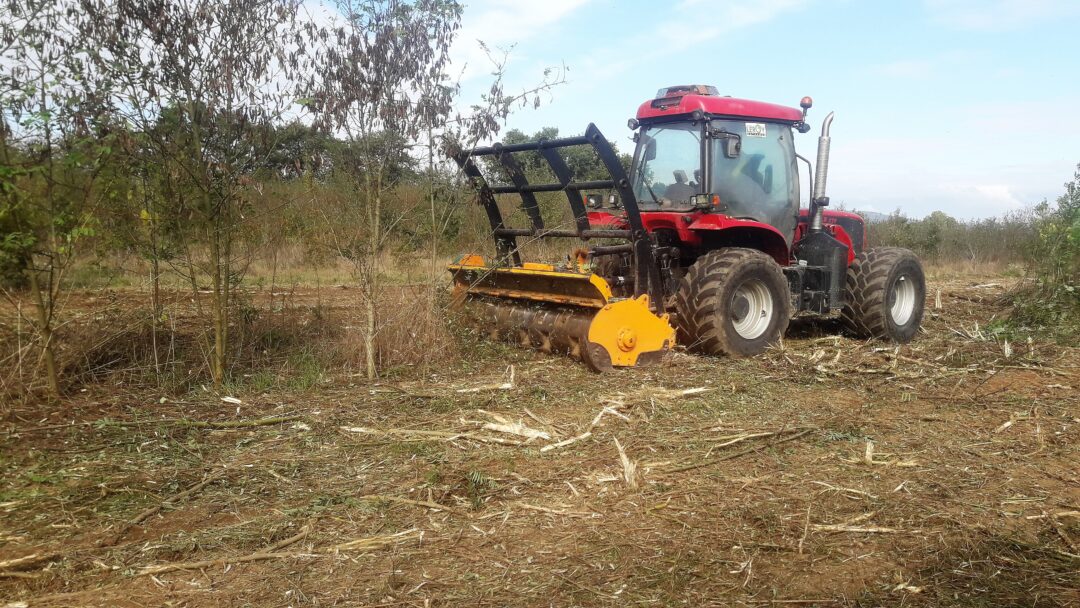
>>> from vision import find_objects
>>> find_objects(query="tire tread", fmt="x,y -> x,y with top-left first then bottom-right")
675,248 -> 791,356
842,247 -> 924,341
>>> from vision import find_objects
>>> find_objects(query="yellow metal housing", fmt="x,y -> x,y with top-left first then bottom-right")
447,254 -> 676,371
448,255 -> 613,308
584,295 -> 675,369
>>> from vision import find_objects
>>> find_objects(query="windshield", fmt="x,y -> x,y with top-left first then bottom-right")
708,119 -> 798,239
631,122 -> 702,209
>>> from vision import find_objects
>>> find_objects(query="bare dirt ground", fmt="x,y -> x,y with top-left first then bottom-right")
2,277 -> 1078,607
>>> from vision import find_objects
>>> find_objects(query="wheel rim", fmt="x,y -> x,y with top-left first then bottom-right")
730,279 -> 774,340
889,274 -> 916,326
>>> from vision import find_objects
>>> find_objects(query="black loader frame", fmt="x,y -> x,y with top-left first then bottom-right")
451,123 -> 665,314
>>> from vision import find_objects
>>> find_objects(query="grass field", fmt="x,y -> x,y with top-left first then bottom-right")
1,276 -> 1078,607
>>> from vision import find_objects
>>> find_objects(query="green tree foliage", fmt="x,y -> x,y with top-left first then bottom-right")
866,208 -> 1038,267
302,0 -> 463,379
1009,164 -> 1080,335
1033,164 -> 1080,285
1,0 -> 118,396
81,0 -> 309,387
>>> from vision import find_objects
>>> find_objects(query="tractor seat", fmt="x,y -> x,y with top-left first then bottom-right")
663,169 -> 697,203
739,154 -> 769,192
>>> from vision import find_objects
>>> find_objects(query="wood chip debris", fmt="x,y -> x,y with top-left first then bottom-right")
850,440 -> 917,467
614,437 -> 638,489
649,387 -> 710,398
339,426 -> 524,446
359,495 -> 467,516
994,413 -> 1030,433
0,552 -> 56,572
473,410 -> 550,440
137,528 -> 422,576
809,480 -> 878,500
515,502 -> 598,517
811,524 -> 914,534
455,365 -> 514,393
540,431 -> 592,453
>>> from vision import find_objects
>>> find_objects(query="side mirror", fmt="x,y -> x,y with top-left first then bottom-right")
724,137 -> 741,159
709,128 -> 741,158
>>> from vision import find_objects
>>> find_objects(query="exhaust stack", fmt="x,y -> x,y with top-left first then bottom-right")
796,110 -> 847,312
810,112 -> 835,232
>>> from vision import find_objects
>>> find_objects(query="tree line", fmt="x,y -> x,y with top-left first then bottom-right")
0,0 -> 579,397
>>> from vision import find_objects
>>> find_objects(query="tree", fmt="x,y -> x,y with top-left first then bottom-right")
82,0 -> 308,387
1034,163 -> 1080,286
0,1 -> 116,397
1008,164 -> 1080,336
303,0 -> 462,380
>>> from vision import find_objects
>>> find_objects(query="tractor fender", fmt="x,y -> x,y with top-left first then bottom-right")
796,209 -> 864,256
827,224 -> 856,264
587,210 -> 793,266
688,215 -> 791,265
586,210 -> 628,229
792,221 -> 857,263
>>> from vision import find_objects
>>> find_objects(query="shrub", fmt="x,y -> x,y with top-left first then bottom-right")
867,209 -> 1038,270
1008,163 -> 1080,337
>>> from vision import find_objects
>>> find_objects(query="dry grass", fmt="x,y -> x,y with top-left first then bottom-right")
0,282 -> 457,401
0,275 -> 1077,607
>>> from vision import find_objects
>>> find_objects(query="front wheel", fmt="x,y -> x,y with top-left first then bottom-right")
675,248 -> 792,356
842,247 -> 926,342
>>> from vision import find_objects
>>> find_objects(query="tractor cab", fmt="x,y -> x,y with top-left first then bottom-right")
627,85 -> 807,243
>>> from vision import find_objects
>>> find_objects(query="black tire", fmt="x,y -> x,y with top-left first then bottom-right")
675,248 -> 792,356
842,247 -> 925,343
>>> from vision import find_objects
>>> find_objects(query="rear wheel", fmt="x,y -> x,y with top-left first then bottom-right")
843,247 -> 925,342
675,248 -> 792,356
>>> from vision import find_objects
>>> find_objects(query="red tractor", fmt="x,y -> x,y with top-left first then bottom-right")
449,85 -> 925,370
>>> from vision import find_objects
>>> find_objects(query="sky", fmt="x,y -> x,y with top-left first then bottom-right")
449,0 -> 1080,219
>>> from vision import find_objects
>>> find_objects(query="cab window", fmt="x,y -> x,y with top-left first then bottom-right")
708,120 -> 798,238
631,122 -> 701,208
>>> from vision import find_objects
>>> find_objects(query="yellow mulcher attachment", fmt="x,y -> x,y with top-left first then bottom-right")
447,125 -> 675,372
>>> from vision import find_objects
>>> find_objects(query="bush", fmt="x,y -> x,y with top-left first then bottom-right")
867,209 -> 1038,269
1009,164 -> 1080,337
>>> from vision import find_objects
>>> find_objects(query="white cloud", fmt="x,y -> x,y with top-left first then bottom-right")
943,182 -> 1024,209
461,0 -> 592,40
923,0 -> 1080,30
451,0 -> 593,81
973,184 -> 1024,206
299,0 -> 342,29
567,0 -> 811,85
678,0 -> 807,19
826,130 -> 1073,219
657,0 -> 810,53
